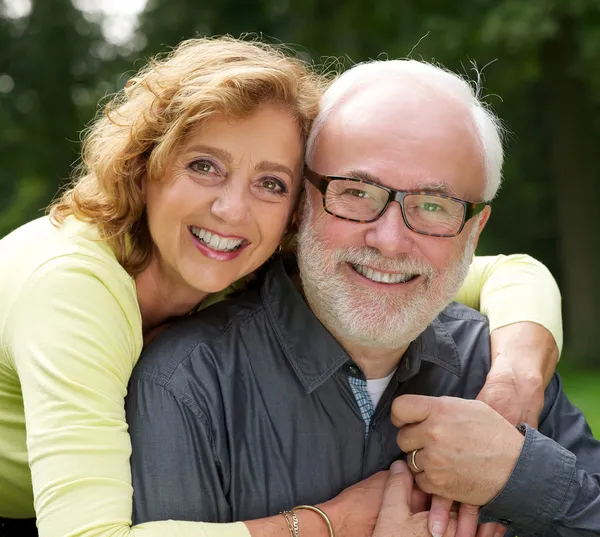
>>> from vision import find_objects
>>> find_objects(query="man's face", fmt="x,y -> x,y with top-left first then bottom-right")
297,81 -> 490,350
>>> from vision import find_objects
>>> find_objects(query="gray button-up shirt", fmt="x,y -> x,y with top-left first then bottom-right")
127,256 -> 600,537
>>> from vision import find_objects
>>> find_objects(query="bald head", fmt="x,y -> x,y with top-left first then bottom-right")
306,60 -> 504,201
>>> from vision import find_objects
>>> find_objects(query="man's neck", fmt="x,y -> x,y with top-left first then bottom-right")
336,335 -> 408,379
292,271 -> 409,379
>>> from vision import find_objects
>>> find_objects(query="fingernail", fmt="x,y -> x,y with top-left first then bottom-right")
431,522 -> 444,537
390,461 -> 406,474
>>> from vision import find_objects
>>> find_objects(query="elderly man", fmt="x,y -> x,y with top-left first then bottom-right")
126,60 -> 597,537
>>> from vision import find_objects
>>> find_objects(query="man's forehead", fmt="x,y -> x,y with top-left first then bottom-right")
312,79 -> 486,199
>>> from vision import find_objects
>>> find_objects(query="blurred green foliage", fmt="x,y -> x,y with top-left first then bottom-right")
0,0 -> 599,366
560,368 -> 600,438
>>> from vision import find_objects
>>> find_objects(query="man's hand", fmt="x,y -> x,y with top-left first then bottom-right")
393,395 -> 525,506
478,322 -> 559,427
373,462 -> 457,537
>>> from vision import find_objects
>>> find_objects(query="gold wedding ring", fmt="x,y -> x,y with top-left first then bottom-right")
409,448 -> 424,473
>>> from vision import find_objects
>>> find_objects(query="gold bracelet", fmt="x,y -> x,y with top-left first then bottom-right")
292,505 -> 335,537
280,510 -> 299,537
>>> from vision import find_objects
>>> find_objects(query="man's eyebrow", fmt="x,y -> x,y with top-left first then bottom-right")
342,169 -> 382,184
255,160 -> 295,180
415,181 -> 458,197
343,170 -> 459,197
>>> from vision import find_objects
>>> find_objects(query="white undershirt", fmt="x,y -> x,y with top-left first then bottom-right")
366,370 -> 396,408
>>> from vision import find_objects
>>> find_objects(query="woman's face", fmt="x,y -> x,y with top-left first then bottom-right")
144,104 -> 303,296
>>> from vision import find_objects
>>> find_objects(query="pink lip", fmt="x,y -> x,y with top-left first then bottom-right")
346,263 -> 422,288
188,228 -> 249,262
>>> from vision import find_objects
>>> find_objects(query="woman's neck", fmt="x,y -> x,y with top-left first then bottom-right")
135,256 -> 209,336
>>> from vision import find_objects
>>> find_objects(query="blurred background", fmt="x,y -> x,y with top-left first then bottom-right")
0,0 -> 598,429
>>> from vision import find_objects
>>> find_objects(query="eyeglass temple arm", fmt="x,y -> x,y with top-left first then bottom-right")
468,202 -> 489,218
304,168 -> 329,194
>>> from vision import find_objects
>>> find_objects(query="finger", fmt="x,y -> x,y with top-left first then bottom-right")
396,424 -> 426,454
372,461 -> 415,536
391,394 -> 438,428
411,486 -> 430,513
456,503 -> 479,537
415,471 -> 434,495
428,495 -> 453,537
475,522 -> 497,537
381,461 -> 415,518
493,522 -> 507,537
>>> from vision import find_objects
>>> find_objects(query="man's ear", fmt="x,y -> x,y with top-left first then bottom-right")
470,205 -> 491,252
478,205 -> 491,233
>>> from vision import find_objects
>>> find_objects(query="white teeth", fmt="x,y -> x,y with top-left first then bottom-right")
190,226 -> 244,252
353,264 -> 416,284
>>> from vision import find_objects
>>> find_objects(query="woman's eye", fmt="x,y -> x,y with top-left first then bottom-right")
259,177 -> 287,195
189,159 -> 219,175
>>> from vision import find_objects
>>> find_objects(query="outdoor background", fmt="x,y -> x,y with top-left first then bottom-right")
0,0 -> 598,431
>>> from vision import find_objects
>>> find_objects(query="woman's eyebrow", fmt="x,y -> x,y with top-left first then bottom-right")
185,144 -> 233,164
255,160 -> 295,180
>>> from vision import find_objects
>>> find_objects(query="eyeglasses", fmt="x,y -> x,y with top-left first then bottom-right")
305,168 -> 489,238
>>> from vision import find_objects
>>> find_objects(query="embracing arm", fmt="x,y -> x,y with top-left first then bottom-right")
126,374 -> 389,537
5,256 -> 248,537
456,254 -> 562,425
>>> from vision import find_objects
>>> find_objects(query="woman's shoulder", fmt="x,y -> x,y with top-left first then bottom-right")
1,216 -> 129,281
0,217 -> 140,343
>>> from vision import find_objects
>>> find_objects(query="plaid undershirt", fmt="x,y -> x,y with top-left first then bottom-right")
347,376 -> 375,440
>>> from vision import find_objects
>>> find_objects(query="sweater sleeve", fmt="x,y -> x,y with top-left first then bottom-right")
4,254 -> 250,537
455,254 -> 563,352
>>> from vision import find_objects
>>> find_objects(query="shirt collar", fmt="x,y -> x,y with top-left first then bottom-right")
260,255 -> 462,393
395,319 -> 462,383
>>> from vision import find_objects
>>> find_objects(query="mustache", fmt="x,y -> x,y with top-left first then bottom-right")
330,246 -> 437,277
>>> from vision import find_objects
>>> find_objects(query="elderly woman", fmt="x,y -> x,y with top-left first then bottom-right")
0,36 -> 561,537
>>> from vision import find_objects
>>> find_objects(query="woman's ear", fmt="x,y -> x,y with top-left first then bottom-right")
138,172 -> 147,201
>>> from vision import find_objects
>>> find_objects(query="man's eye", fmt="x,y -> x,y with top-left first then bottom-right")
421,202 -> 442,212
345,188 -> 369,199
189,159 -> 218,174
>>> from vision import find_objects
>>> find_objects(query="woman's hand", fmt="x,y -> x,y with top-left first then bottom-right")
321,470 -> 389,537
373,462 -> 457,537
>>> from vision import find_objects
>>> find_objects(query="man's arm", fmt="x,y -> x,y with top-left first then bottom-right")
393,381 -> 600,537
479,374 -> 600,537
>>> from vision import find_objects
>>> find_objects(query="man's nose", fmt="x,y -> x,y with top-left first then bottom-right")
364,202 -> 415,257
210,180 -> 248,226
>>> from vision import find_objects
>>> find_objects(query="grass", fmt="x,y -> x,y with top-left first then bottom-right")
558,368 -> 600,438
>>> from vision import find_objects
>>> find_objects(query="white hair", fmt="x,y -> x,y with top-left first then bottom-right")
306,60 -> 505,201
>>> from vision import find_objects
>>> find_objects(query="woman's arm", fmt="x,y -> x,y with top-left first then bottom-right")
5,255 -> 248,537
456,254 -> 562,352
456,253 -> 562,426
5,255 -> 384,537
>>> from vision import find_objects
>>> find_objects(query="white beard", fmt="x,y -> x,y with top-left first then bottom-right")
296,199 -> 478,350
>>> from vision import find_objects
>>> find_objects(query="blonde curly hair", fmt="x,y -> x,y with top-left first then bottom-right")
50,36 -> 328,276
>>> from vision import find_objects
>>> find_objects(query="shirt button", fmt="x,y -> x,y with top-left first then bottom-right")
348,364 -> 360,376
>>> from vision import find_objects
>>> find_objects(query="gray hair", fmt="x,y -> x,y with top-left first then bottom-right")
305,60 -> 505,201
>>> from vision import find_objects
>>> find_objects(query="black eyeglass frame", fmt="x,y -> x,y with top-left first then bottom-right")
304,168 -> 489,238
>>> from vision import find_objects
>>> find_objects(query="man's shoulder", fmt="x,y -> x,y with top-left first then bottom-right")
131,288 -> 267,386
438,301 -> 489,325
433,302 -> 491,379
